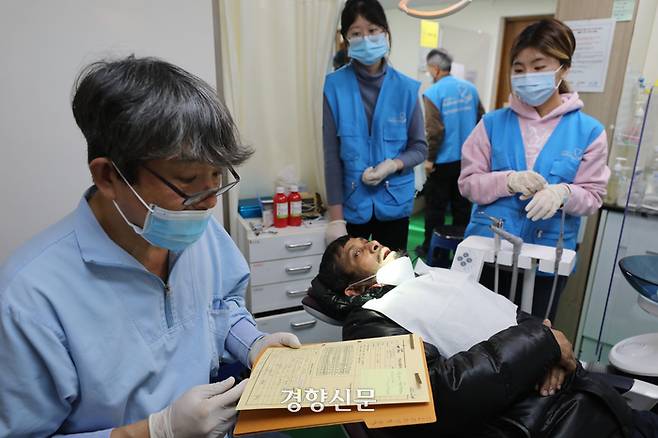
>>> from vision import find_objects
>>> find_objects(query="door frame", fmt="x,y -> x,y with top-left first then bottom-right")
492,14 -> 554,109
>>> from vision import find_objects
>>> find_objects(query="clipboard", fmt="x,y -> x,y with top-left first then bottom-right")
234,335 -> 436,435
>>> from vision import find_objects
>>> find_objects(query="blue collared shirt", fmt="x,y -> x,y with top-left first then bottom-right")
0,190 -> 264,437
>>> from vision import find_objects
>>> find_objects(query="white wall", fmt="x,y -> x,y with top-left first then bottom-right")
0,0 -> 219,264
386,0 -> 556,108
627,0 -> 658,78
642,0 -> 658,83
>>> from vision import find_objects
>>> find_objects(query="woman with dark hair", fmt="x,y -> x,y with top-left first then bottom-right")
323,0 -> 427,250
459,19 -> 610,320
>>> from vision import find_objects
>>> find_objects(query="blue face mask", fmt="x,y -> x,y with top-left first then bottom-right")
112,166 -> 212,251
511,66 -> 563,106
348,33 -> 389,66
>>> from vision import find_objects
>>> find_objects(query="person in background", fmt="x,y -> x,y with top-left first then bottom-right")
418,48 -> 484,258
323,0 -> 428,250
459,19 -> 610,319
0,56 -> 300,437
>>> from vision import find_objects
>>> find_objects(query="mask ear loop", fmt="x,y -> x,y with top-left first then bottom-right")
555,64 -> 564,91
112,200 -> 145,235
345,273 -> 377,294
111,162 -> 154,213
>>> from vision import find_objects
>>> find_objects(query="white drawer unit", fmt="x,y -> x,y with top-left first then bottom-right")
246,230 -> 325,263
255,310 -> 342,345
250,279 -> 313,313
249,254 -> 322,286
235,215 -> 341,344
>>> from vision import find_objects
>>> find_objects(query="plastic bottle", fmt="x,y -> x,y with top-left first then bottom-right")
606,158 -> 620,205
273,186 -> 288,228
288,185 -> 302,226
642,146 -> 658,210
615,157 -> 630,207
627,78 -> 648,147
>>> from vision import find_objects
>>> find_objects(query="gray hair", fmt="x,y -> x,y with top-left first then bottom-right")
72,55 -> 252,182
426,48 -> 453,72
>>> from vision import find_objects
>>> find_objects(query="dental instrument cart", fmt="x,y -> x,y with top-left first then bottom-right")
451,234 -> 577,314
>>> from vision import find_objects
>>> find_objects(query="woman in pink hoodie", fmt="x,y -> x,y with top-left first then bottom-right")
458,19 -> 610,320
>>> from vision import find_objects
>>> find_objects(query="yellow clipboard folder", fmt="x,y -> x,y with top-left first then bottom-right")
234,334 -> 436,435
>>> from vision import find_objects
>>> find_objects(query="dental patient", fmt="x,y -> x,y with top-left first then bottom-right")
309,235 -> 658,438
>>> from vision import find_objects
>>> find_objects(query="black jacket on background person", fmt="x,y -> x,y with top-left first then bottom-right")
309,278 -> 634,437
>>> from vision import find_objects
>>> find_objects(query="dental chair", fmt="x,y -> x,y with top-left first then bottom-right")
303,294 -> 394,438
584,364 -> 658,411
303,279 -> 658,417
302,288 -> 399,438
302,293 -> 343,327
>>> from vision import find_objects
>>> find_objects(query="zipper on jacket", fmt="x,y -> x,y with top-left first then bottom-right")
164,283 -> 173,328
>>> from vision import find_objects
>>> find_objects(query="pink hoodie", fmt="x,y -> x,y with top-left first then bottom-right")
458,93 -> 610,216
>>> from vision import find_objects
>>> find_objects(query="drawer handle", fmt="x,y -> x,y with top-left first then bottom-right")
285,242 -> 313,250
286,289 -> 308,297
285,265 -> 312,274
290,319 -> 317,329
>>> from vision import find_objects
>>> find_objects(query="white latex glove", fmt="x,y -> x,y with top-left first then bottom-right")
507,171 -> 548,197
361,159 -> 399,186
325,219 -> 347,244
248,332 -> 301,367
148,377 -> 248,438
523,184 -> 570,221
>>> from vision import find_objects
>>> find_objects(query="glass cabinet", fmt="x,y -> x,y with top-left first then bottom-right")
578,81 -> 658,375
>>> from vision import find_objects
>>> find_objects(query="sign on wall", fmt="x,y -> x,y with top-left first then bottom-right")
420,20 -> 439,48
564,18 -> 616,93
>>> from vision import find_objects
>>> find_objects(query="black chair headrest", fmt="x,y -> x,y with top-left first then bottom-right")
307,276 -> 354,322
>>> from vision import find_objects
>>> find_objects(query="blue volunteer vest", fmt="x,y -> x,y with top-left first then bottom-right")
423,75 -> 480,164
324,63 -> 420,224
464,107 -> 604,253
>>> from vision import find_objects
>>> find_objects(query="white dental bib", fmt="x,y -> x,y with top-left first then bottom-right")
363,267 -> 518,357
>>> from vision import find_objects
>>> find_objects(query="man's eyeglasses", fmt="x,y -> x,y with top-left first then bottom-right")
141,163 -> 240,207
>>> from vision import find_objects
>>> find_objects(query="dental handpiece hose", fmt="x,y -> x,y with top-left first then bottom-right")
490,227 -> 523,302
479,212 -> 503,295
545,208 -> 566,320
493,233 -> 501,295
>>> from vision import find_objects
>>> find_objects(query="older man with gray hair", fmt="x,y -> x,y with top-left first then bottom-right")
0,55 -> 300,437
418,48 -> 485,260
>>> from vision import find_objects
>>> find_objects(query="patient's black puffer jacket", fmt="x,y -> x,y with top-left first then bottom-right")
343,307 -> 634,438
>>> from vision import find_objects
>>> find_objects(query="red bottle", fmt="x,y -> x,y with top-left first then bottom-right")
273,186 -> 288,228
288,185 -> 302,226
